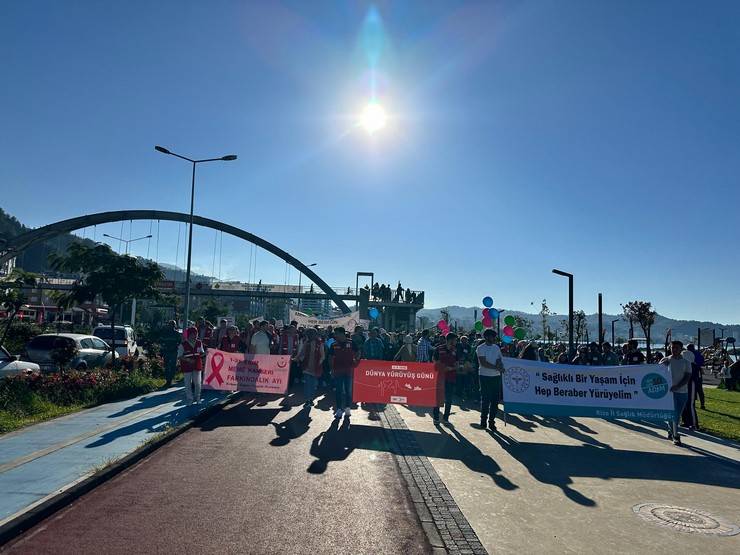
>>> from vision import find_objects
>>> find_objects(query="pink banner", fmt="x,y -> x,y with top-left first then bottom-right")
203,349 -> 290,394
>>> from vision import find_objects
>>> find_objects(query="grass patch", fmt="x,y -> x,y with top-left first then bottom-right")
0,369 -> 169,435
697,388 -> 740,442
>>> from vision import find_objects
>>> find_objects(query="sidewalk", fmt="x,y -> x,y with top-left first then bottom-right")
393,402 -> 740,553
0,385 -> 230,527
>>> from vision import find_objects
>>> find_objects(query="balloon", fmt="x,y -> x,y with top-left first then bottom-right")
489,309 -> 499,319
502,335 -> 513,344
504,315 -> 516,326
437,320 -> 447,330
482,308 -> 490,318
482,317 -> 493,328
482,296 -> 493,308
514,328 -> 526,340
474,321 -> 484,332
369,308 -> 379,319
503,325 -> 514,336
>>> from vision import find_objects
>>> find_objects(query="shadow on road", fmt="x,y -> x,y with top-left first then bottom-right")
492,436 -> 740,507
270,405 -> 313,446
86,407 -> 189,447
107,389 -> 183,418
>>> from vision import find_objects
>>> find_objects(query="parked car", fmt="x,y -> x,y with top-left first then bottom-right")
24,333 -> 118,372
92,325 -> 140,358
0,346 -> 40,378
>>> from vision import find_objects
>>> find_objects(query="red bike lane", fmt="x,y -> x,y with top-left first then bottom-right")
2,395 -> 430,555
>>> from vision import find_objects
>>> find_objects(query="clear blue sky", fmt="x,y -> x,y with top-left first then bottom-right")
2,1 -> 739,323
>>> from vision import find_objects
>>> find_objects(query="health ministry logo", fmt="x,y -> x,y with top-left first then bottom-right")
504,367 -> 530,394
641,373 -> 669,399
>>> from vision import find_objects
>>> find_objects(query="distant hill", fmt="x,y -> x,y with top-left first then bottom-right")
418,305 -> 739,344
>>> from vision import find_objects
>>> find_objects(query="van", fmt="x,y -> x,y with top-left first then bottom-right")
92,325 -> 139,358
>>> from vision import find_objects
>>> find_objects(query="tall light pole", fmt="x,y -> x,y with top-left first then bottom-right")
552,269 -> 574,357
495,308 -> 505,341
155,146 -> 237,326
102,234 -> 152,255
611,318 -> 620,346
297,263 -> 317,311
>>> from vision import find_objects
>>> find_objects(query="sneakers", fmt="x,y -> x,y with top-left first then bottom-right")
673,436 -> 682,446
479,418 -> 487,429
334,409 -> 342,419
488,421 -> 497,432
667,430 -> 674,440
344,407 -> 351,417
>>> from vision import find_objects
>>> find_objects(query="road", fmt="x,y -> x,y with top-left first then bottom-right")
2,393 -> 429,555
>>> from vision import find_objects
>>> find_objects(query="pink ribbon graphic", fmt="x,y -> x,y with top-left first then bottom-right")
205,352 -> 225,386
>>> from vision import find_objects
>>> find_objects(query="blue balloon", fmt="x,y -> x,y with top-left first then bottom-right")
502,335 -> 513,344
482,296 -> 493,308
489,309 -> 499,319
369,307 -> 379,319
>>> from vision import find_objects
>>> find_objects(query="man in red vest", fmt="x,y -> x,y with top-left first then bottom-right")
178,326 -> 205,404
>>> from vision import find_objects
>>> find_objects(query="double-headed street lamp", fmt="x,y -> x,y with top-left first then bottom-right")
552,269 -> 574,357
155,146 -> 237,326
102,233 -> 152,255
297,263 -> 317,311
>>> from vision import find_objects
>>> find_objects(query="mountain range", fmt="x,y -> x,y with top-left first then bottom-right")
417,306 -> 739,345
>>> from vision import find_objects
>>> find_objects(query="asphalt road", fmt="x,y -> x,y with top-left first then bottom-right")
2,392 -> 430,555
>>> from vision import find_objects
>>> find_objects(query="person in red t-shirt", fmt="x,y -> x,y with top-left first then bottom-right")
329,326 -> 359,419
219,326 -> 241,353
432,332 -> 458,423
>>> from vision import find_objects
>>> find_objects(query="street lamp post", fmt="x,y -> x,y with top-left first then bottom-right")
611,318 -> 620,346
297,263 -> 317,311
552,269 -> 574,357
496,308 -> 505,341
155,146 -> 236,327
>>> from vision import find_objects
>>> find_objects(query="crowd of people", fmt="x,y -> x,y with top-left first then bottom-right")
156,318 -> 737,444
367,282 -> 423,304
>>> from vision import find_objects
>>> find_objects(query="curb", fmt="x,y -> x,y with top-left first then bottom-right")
376,404 -> 489,555
0,392 -> 239,547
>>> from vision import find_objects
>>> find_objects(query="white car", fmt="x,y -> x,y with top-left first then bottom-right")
0,346 -> 40,378
92,325 -> 140,358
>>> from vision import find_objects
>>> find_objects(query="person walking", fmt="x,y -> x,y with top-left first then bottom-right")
432,333 -> 459,424
160,320 -> 181,387
250,321 -> 272,355
362,327 -> 386,361
416,329 -> 433,362
329,327 -> 359,419
660,341 -> 692,445
601,342 -> 619,366
680,347 -> 699,429
476,329 -> 505,431
298,328 -> 325,407
394,334 -> 416,362
177,326 -> 205,405
219,325 -> 241,353
686,344 -> 706,409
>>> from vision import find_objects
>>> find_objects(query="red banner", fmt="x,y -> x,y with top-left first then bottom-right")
352,360 -> 443,407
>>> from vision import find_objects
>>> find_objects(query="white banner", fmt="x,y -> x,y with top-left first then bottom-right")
502,358 -> 675,421
289,310 -> 367,331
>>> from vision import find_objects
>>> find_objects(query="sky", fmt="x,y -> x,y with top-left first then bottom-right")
2,1 -> 739,323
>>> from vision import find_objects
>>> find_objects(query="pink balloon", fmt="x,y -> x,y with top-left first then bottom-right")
503,325 -> 514,336
482,316 -> 493,327
437,320 -> 447,330
482,308 -> 490,318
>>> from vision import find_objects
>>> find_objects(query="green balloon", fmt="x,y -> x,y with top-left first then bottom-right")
474,321 -> 484,332
514,328 -> 526,340
504,315 -> 516,326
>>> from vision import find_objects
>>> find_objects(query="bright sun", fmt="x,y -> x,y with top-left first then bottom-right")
359,102 -> 387,134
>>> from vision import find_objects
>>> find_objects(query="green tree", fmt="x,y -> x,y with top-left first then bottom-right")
539,299 -> 551,342
50,244 -> 164,364
0,269 -> 38,347
623,300 -> 657,360
192,298 -> 228,325
573,310 -> 587,345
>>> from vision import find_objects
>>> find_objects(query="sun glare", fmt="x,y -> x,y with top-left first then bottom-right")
359,102 -> 387,134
